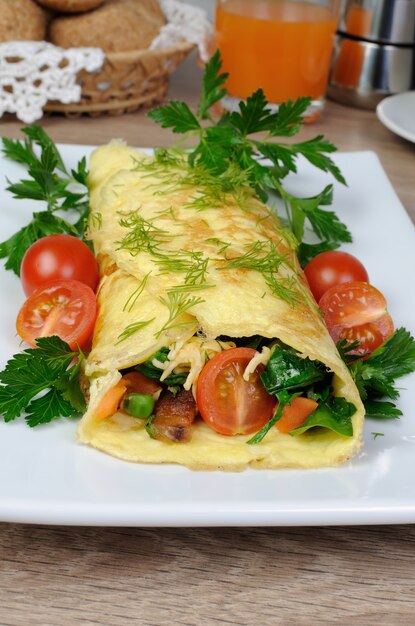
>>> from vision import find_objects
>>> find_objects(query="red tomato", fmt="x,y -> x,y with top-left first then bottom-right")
196,347 -> 276,436
304,251 -> 369,302
16,279 -> 97,350
20,234 -> 99,296
319,281 -> 394,355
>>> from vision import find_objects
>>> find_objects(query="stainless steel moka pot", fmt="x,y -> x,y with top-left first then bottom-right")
329,0 -> 415,108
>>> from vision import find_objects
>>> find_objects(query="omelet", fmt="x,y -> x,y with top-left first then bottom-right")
77,141 -> 365,470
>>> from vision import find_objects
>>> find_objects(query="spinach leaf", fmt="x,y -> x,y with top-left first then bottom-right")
260,345 -> 328,394
136,348 -> 187,386
289,396 -> 355,437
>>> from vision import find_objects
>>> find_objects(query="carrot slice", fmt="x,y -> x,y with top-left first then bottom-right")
276,397 -> 318,434
93,380 -> 127,420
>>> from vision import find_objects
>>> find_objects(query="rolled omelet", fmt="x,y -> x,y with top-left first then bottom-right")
77,141 -> 365,470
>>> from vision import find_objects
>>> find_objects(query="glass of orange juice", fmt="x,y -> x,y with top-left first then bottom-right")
215,0 -> 341,119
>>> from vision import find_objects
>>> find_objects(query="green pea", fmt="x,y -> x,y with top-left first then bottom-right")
123,393 -> 155,419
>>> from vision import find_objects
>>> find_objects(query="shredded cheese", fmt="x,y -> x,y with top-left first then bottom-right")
154,336 -> 236,391
243,346 -> 271,381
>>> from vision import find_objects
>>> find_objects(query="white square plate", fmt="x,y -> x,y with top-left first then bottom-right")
1,145 -> 414,527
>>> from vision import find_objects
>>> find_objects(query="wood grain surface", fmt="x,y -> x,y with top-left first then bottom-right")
0,59 -> 415,626
1,525 -> 415,625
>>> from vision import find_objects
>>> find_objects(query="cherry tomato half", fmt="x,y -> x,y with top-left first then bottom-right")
16,279 -> 97,350
21,234 -> 99,296
304,251 -> 369,302
196,347 -> 276,436
319,281 -> 394,355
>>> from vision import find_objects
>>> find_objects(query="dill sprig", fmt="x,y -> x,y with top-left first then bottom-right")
155,292 -> 203,339
116,318 -> 155,344
154,206 -> 178,220
89,212 -> 103,231
182,164 -> 255,212
154,250 -> 209,287
220,241 -> 302,305
205,238 -> 231,255
123,272 -> 152,312
132,147 -> 256,214
117,213 -> 170,256
166,283 -> 215,294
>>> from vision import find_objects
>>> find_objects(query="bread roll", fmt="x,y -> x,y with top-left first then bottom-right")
36,0 -> 105,13
0,0 -> 46,42
49,0 -> 166,52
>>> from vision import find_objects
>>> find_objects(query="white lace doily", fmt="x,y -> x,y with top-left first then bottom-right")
152,0 -> 213,62
0,1 -> 212,123
0,41 -> 104,124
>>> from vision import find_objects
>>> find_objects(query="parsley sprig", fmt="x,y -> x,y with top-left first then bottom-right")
0,336 -> 86,427
0,125 -> 89,275
339,329 -> 415,419
149,51 -> 351,262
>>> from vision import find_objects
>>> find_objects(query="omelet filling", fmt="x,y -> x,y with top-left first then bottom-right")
93,333 -> 356,445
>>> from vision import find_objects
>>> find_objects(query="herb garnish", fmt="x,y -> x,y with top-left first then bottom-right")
149,50 -> 351,262
155,292 -> 201,338
116,319 -> 155,345
220,240 -> 301,305
0,125 -> 89,275
123,272 -> 152,312
0,336 -> 85,426
154,250 -> 209,287
117,213 -> 169,255
340,328 -> 415,420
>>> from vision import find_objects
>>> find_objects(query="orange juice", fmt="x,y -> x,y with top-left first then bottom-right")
215,0 -> 338,103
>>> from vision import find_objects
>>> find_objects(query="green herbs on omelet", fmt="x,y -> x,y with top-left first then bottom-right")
149,50 -> 352,268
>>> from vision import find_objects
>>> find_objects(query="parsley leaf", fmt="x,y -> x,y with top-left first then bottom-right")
0,211 -> 78,275
268,97 -> 311,137
297,240 -> 340,268
343,328 -> 415,419
0,126 -> 89,275
0,336 -> 85,426
290,136 -> 346,185
23,124 -> 68,175
198,49 -> 228,119
148,51 -> 349,255
228,89 -> 279,135
149,101 -> 201,134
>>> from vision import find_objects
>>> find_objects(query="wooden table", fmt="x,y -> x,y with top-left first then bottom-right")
1,65 -> 415,625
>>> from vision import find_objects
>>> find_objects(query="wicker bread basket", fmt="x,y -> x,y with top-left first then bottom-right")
45,40 -> 194,117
